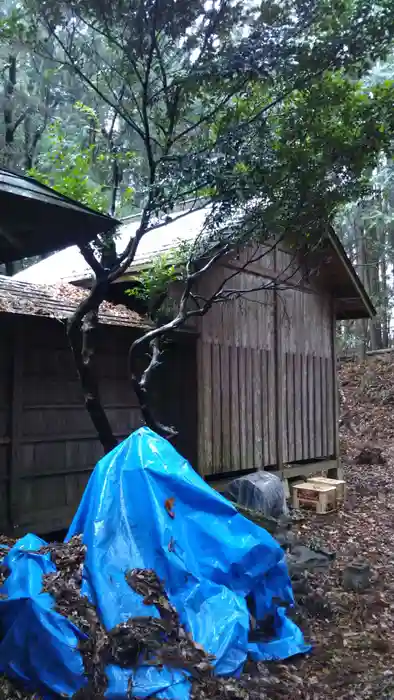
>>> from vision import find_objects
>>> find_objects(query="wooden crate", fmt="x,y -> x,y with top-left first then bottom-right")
292,482 -> 337,514
307,476 -> 346,502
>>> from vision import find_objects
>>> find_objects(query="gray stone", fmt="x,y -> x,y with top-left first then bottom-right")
342,560 -> 372,591
286,544 -> 335,577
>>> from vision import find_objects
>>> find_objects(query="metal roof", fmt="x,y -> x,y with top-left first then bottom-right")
15,206 -> 209,284
0,167 -> 119,263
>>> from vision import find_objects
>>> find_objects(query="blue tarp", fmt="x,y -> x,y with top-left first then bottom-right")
0,428 -> 309,698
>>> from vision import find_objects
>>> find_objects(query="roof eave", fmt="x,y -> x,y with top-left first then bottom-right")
327,226 -> 376,320
334,301 -> 374,320
0,167 -> 120,263
0,166 -> 120,225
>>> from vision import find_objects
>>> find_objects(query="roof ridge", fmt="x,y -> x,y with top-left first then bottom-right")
120,197 -> 208,224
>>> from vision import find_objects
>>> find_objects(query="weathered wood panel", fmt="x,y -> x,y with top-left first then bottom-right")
307,353 -> 315,458
0,442 -> 8,530
197,341 -> 213,473
197,265 -> 276,475
267,348 -> 276,465
238,346 -> 248,473
252,348 -> 263,466
0,313 -> 197,534
321,357 -> 328,456
230,346 -> 241,471
212,343 -> 222,470
278,287 -> 334,463
197,244 -> 336,475
220,344 -> 231,468
22,406 -> 137,439
0,329 -> 10,530
327,353 -> 335,456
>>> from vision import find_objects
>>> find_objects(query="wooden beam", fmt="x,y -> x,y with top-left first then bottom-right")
16,466 -> 94,479
15,431 -> 130,445
223,261 -> 321,297
282,459 -> 338,480
331,301 -> 340,464
207,458 -> 341,489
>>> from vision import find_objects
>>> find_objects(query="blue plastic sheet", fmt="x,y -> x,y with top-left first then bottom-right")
0,427 -> 309,698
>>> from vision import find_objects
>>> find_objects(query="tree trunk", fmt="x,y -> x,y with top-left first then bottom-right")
23,112 -> 33,170
357,225 -> 369,357
380,227 -> 389,347
4,55 -> 17,167
67,295 -> 117,455
128,337 -> 177,441
367,222 -> 383,350
110,154 -> 121,217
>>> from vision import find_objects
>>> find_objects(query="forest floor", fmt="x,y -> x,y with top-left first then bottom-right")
2,355 -> 394,699
274,355 -> 394,699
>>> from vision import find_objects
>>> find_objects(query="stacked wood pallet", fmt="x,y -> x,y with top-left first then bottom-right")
307,476 -> 346,503
292,477 -> 345,514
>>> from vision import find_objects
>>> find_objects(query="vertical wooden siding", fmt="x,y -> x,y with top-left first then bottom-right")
280,286 -> 334,464
197,246 -> 336,476
0,314 -> 196,534
197,267 -> 276,475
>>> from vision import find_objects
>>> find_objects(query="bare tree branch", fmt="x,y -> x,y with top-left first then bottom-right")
11,107 -> 30,134
41,21 -> 148,142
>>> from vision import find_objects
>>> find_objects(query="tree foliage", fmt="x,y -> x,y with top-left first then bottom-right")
336,154 -> 394,354
2,0 -> 394,444
28,120 -> 108,212
333,55 -> 394,355
28,117 -> 134,213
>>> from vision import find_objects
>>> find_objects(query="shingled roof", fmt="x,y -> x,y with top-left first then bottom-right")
0,276 -> 147,328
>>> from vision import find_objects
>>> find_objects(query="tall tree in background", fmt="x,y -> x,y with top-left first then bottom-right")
0,0 -> 144,215
335,54 -> 394,355
336,163 -> 394,355
0,19 -> 142,274
0,8 -> 124,273
2,0 -> 394,449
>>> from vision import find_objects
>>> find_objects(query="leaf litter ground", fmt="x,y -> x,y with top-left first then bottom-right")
2,356 -> 394,698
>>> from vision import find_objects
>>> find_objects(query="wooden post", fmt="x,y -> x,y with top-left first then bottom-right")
274,248 -> 284,475
9,320 -> 24,528
330,302 -> 342,478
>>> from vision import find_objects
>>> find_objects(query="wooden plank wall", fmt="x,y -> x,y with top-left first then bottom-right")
0,322 -> 11,531
197,244 -> 336,476
197,262 -> 276,476
279,285 -> 334,464
0,314 -> 197,534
